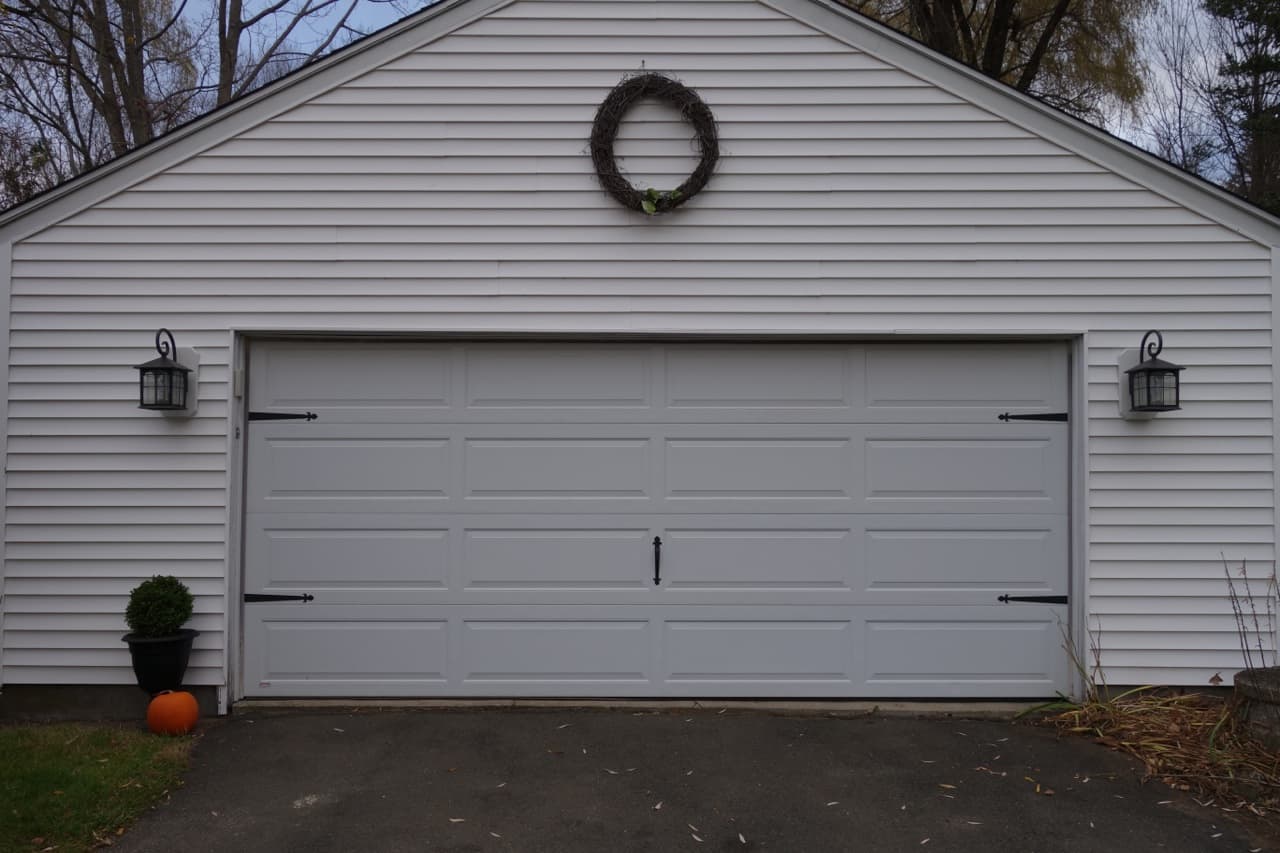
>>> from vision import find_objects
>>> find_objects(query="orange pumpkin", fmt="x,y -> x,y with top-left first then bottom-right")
147,690 -> 199,735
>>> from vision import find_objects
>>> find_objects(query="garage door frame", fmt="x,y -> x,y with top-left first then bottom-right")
221,329 -> 1088,709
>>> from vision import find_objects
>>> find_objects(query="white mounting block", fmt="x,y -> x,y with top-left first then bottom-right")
162,347 -> 200,419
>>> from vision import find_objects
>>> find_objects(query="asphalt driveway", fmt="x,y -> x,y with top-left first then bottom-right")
114,707 -> 1269,852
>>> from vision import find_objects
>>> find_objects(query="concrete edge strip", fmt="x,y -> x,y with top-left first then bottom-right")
231,699 -> 1034,720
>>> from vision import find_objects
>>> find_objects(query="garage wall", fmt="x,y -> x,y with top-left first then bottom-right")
2,0 -> 1276,691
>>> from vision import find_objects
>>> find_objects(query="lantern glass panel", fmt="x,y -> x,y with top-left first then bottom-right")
1130,368 -> 1180,412
141,370 -> 157,406
1158,371 -> 1178,407
139,367 -> 187,409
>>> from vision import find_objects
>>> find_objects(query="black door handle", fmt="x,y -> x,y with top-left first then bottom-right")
244,593 -> 314,603
653,536 -> 662,585
997,594 -> 1068,604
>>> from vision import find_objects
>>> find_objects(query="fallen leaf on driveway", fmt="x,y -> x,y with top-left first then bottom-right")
691,833 -> 704,842
688,824 -> 700,832
333,728 -> 344,733
557,724 -> 572,730
939,784 -> 956,790
826,801 -> 839,806
653,801 -> 663,810
448,818 -> 465,823
739,832 -> 747,844
921,839 -> 931,845
605,769 -> 619,775
490,832 -> 501,838
496,782 -> 506,788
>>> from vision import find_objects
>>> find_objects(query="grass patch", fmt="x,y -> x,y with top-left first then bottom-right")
0,722 -> 193,852
1038,690 -> 1280,821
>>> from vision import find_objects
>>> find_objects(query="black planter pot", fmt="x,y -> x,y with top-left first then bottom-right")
122,628 -> 200,695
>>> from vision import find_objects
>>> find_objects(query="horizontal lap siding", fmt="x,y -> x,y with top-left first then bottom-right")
3,0 -> 1274,690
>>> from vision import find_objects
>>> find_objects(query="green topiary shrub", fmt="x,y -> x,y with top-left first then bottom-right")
125,575 -> 194,638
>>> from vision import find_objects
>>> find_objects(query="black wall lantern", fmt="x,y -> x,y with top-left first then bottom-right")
135,328 -> 192,412
1125,330 -> 1184,414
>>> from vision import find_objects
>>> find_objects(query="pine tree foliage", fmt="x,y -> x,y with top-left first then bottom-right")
1204,0 -> 1280,215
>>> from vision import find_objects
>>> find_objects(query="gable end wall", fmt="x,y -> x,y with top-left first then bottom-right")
1,0 -> 1276,694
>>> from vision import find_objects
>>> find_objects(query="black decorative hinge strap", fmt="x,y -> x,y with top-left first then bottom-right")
998,595 -> 1069,604
248,411 -> 318,421
244,593 -> 314,603
653,536 -> 662,586
998,412 -> 1068,422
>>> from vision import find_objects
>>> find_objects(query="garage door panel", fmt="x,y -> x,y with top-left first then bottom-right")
465,345 -> 652,408
662,528 -> 854,590
246,615 -> 449,691
864,343 -> 1067,419
666,437 -> 854,499
465,437 -> 651,499
242,605 -> 1066,698
460,619 -> 651,683
664,345 -> 855,409
864,431 -> 1066,513
864,519 -> 1065,602
246,428 -> 452,512
664,620 -> 855,683
864,610 -> 1068,696
253,343 -> 453,421
462,528 -> 651,589
247,519 -> 450,590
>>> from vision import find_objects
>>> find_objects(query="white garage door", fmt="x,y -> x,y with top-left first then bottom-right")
241,340 -> 1070,699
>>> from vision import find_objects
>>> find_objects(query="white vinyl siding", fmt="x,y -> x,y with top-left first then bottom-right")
2,0 -> 1276,692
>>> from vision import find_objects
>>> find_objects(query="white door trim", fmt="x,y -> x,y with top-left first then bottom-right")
226,329 -> 1086,705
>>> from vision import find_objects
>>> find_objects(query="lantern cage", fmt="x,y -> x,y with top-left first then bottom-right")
135,329 -> 193,412
1124,330 -> 1184,414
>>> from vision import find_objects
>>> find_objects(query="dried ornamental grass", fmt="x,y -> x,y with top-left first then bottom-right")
1042,689 -> 1280,819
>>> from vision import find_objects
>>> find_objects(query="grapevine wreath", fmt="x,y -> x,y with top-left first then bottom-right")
589,73 -> 720,214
